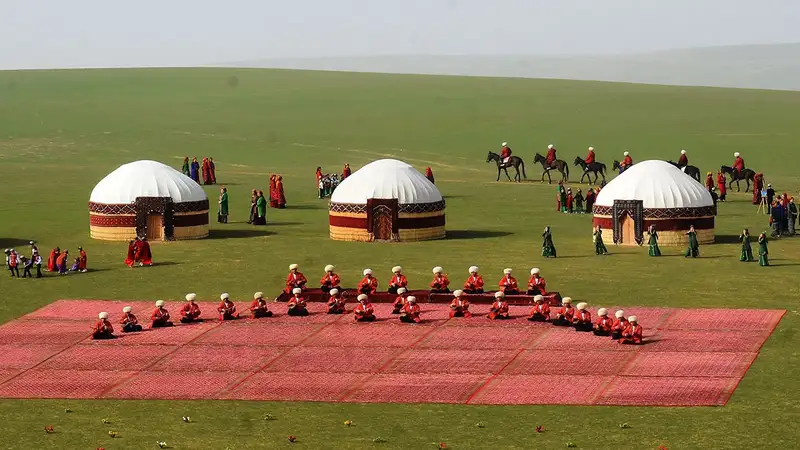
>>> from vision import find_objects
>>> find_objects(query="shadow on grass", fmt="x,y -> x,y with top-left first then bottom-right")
208,229 -> 273,239
268,222 -> 304,226
447,230 -> 512,240
289,204 -> 326,210
715,234 -> 744,244
0,238 -> 33,249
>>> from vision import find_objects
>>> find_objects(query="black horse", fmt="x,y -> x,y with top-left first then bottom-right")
487,151 -> 526,182
720,165 -> 756,192
666,160 -> 701,183
573,157 -> 606,185
533,153 -> 569,184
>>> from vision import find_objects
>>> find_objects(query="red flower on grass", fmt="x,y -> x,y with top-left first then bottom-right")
288,435 -> 297,443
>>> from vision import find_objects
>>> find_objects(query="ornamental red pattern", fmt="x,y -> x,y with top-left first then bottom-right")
89,215 -> 136,227
329,200 -> 445,214
592,205 -> 715,218
88,200 -> 209,214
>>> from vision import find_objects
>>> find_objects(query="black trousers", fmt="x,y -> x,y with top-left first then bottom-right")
574,322 -> 593,332
463,289 -> 484,294
526,289 -> 544,296
288,308 -> 309,316
552,317 -> 571,327
36,264 -> 42,278
252,311 -> 273,318
23,266 -> 33,278
122,323 -> 143,332
593,329 -> 610,337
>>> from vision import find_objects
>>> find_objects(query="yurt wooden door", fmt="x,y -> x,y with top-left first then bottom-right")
621,215 -> 635,245
612,200 -> 644,245
366,198 -> 400,241
146,214 -> 164,240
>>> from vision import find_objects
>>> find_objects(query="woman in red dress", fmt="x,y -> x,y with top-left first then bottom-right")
276,175 -> 287,209
269,175 -> 278,208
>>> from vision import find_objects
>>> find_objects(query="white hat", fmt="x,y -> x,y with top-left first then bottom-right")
155,300 -> 165,307
453,289 -> 463,297
324,264 -> 335,272
254,292 -> 264,299
628,315 -> 638,323
98,312 -> 109,319
468,266 -> 479,273
329,288 -> 339,296
534,295 -> 544,302
562,297 -> 572,304
767,183 -> 772,187
407,296 -> 417,303
122,306 -> 132,313
530,268 -> 540,275
734,152 -> 740,157
503,268 -> 512,274
432,266 -> 443,274
502,142 -> 508,146
292,288 -> 302,295
397,287 -> 407,294
289,264 -> 299,270
597,308 -> 608,316
623,151 -> 629,156
615,310 -> 625,318
494,291 -> 505,298
185,293 -> 196,302
29,241 -> 34,245
220,293 -> 230,300
392,266 -> 403,273
363,268 -> 372,276
588,146 -> 594,151
357,294 -> 368,302
681,149 -> 686,154
576,302 -> 587,310
547,144 -> 554,149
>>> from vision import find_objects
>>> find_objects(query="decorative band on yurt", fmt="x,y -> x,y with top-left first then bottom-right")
88,198 -> 209,241
329,199 -> 445,242
592,204 -> 715,246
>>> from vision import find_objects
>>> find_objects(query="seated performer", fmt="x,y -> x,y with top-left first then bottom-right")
353,294 -> 376,322
391,287 -> 408,314
526,268 -> 547,295
358,268 -> 378,295
250,292 -> 274,318
285,264 -> 307,294
151,300 -> 174,327
399,296 -> 422,323
593,308 -> 614,336
487,291 -> 510,320
180,293 -> 202,323
119,306 -> 143,332
91,312 -> 115,339
552,297 -> 575,326
429,266 -> 451,293
449,290 -> 472,318
388,266 -> 408,294
498,268 -> 519,295
620,315 -> 643,345
320,264 -> 341,293
463,266 -> 484,294
326,288 -> 346,314
527,295 -> 551,322
287,288 -> 309,316
217,293 -> 239,320
573,302 -> 592,331
610,310 -> 628,340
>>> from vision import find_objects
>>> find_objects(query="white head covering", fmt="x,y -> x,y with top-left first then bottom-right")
292,288 -> 302,295
503,268 -> 512,275
98,312 -> 109,319
453,289 -> 463,297
122,306 -> 132,313
220,293 -> 230,300
397,287 -> 407,294
629,315 -> 638,323
681,149 -> 686,154
185,293 -> 196,302
534,295 -> 544,303
623,151 -> 629,156
588,146 -> 594,151
363,268 -> 372,276
329,288 -> 339,296
254,292 -> 264,299
561,297 -> 572,304
547,144 -> 554,149
597,308 -> 608,316
407,296 -> 417,303
734,152 -> 740,157
468,266 -> 479,273
494,291 -> 505,298
530,268 -> 539,275
324,264 -> 335,272
576,302 -> 587,310
392,266 -> 402,273
357,294 -> 368,302
432,266 -> 443,274
502,142 -> 508,146
155,300 -> 165,307
289,264 -> 299,270
615,310 -> 625,318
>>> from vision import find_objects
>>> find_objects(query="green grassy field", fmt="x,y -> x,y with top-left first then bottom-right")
0,68 -> 798,449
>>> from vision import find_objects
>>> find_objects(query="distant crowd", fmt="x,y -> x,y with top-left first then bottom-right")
181,156 -> 216,185
5,242 -> 87,278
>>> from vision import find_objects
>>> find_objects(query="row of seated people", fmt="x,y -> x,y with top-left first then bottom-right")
286,264 -> 550,296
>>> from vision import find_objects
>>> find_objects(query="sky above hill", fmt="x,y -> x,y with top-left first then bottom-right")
2,0 -> 800,69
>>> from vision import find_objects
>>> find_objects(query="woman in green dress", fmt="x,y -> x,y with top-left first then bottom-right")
758,232 -> 769,266
254,190 -> 267,225
559,184 -> 568,213
739,228 -> 754,261
181,157 -> 190,177
647,225 -> 661,256
684,225 -> 699,258
217,187 -> 229,223
593,225 -> 609,255
542,226 -> 557,258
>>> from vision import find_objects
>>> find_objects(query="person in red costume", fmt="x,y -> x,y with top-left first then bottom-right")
487,291 -> 510,320
399,296 -> 422,323
499,142 -> 512,164
388,266 -> 408,294
463,266 -> 484,294
320,264 -> 341,293
449,290 -> 472,318
151,300 -> 173,327
705,172 -> 714,191
545,144 -> 557,166
342,163 -> 352,180
180,293 -> 202,323
732,152 -> 745,177
527,295 -> 550,322
752,173 -> 763,205
135,237 -> 152,266
217,293 -> 239,320
326,288 -> 346,314
287,288 -> 309,316
716,171 -> 727,201
429,266 -> 451,293
498,268 -> 519,295
425,167 -> 435,184
250,292 -> 274,318
552,297 -> 575,326
285,264 -> 307,294
610,310 -> 628,340
593,308 -> 614,336
119,306 -> 143,332
391,287 -> 408,314
526,268 -> 547,295
620,151 -> 633,172
47,247 -> 60,272
358,268 -> 378,295
620,315 -> 643,344
584,146 -> 596,165
678,149 -> 689,167
573,302 -> 593,332
353,294 -> 376,322
91,312 -> 115,339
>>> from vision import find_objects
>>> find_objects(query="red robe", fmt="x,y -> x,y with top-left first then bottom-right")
545,148 -> 557,164
705,174 -> 714,190
498,275 -> 518,292
119,313 -> 138,326
488,300 -> 510,320
500,146 -> 512,160
678,154 -> 688,166
400,303 -> 422,323
342,165 -> 351,180
217,300 -> 238,319
269,176 -> 278,208
151,307 -> 170,323
285,272 -> 308,294
56,252 -> 69,269
528,303 -> 551,320
92,319 -> 114,337
209,159 -> 216,183
181,302 -> 201,319
585,150 -> 595,165
315,168 -> 322,185
621,155 -> 633,168
389,274 -> 408,290
449,297 -> 472,318
250,299 -> 271,314
566,193 -> 573,210
574,309 -> 591,325
752,174 -> 763,204
612,318 -> 629,334
202,158 -> 211,184
392,295 -> 407,311
556,305 -> 575,322
136,240 -> 152,265
47,249 -> 59,272
733,156 -> 745,172
358,276 -> 378,294
425,167 -> 435,184
320,272 -> 341,289
327,295 -> 346,313
275,179 -> 286,207
430,274 -> 450,290
595,315 -> 614,332
527,276 -> 547,294
716,173 -> 727,195
125,242 -> 136,267
287,295 -> 307,311
463,274 -> 484,291
78,250 -> 87,271
620,323 -> 643,344
353,302 -> 375,320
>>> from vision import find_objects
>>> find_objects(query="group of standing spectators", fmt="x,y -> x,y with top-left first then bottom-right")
181,157 -> 216,185
6,242 -> 87,278
247,175 -> 286,225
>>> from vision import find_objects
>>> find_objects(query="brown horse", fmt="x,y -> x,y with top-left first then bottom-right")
487,151 -> 526,182
720,165 -> 756,192
533,153 -> 569,184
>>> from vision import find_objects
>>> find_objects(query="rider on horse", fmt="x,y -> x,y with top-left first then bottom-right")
678,149 -> 688,168
500,142 -> 512,165
733,152 -> 745,177
584,146 -> 595,171
545,144 -> 557,166
620,151 -> 633,172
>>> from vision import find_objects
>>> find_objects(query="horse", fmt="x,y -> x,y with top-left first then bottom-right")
573,157 -> 607,185
486,151 -> 526,182
533,153 -> 569,184
720,165 -> 756,192
666,160 -> 701,183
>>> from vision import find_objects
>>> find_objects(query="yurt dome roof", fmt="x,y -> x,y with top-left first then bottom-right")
90,160 -> 208,204
330,159 -> 443,204
595,160 -> 713,209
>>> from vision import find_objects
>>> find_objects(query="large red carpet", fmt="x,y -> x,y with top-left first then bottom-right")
0,300 -> 784,406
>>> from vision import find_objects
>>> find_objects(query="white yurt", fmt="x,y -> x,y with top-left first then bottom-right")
89,160 -> 209,241
328,159 -> 445,242
592,160 -> 715,246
